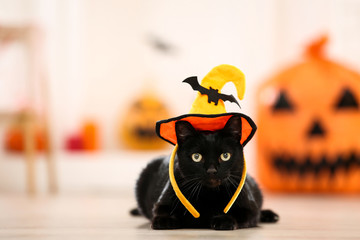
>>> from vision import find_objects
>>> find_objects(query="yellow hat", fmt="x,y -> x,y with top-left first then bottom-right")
156,64 -> 256,218
156,64 -> 256,146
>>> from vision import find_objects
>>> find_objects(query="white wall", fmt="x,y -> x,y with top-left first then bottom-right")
74,0 -> 278,150
1,0 -> 360,192
1,0 -> 360,152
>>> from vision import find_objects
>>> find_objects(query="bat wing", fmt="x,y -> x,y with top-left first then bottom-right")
183,77 -> 210,95
219,93 -> 241,108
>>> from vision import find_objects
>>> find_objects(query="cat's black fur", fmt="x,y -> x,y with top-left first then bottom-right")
133,116 -> 278,230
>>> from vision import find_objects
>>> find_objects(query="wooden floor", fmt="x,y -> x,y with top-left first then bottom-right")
1,190 -> 359,240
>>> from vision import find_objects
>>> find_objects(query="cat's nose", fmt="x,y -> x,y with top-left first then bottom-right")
207,165 -> 217,175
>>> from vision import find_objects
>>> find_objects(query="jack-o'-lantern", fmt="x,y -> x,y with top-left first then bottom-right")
256,36 -> 360,193
120,91 -> 171,150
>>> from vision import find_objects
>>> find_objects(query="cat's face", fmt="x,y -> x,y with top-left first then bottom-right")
175,116 -> 244,188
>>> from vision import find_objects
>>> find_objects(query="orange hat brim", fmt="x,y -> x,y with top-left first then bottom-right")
156,113 -> 256,147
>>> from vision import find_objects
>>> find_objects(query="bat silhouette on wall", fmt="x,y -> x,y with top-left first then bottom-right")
183,76 -> 241,108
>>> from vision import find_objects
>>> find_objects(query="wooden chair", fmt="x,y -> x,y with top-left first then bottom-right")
0,25 -> 57,194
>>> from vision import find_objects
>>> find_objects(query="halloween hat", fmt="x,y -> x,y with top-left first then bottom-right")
156,64 -> 257,218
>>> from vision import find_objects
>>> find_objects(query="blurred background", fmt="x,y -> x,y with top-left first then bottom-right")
0,0 -> 359,194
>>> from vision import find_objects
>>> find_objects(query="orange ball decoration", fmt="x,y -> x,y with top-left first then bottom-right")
4,124 -> 47,152
82,121 -> 99,151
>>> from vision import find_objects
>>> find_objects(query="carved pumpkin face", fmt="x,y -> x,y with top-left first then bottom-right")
120,92 -> 170,150
256,37 -> 360,192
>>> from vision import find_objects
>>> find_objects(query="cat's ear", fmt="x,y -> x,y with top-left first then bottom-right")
175,121 -> 196,144
223,116 -> 242,140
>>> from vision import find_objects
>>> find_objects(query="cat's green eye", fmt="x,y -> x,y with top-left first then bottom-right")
220,152 -> 231,161
191,153 -> 202,162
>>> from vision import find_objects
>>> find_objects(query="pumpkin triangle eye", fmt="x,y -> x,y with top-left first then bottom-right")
307,120 -> 326,138
335,88 -> 359,110
272,91 -> 294,112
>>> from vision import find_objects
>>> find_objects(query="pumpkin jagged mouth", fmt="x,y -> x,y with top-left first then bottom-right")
272,153 -> 360,177
134,127 -> 157,138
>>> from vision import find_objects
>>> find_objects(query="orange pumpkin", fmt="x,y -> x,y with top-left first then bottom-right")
4,124 -> 47,152
120,91 -> 171,150
82,120 -> 99,151
256,36 -> 360,193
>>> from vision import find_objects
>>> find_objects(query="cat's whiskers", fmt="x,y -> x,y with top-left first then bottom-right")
178,177 -> 203,201
179,177 -> 202,190
226,175 -> 240,189
177,177 -> 201,193
170,198 -> 181,216
224,180 -> 234,197
229,173 -> 244,181
195,182 -> 203,200
177,175 -> 201,185
170,178 -> 201,216
179,178 -> 204,204
188,181 -> 201,200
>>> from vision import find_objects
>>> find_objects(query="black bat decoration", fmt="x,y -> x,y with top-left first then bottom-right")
183,76 -> 241,108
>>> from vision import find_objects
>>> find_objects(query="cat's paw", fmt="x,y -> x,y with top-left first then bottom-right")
151,216 -> 181,230
260,209 -> 279,223
211,215 -> 237,230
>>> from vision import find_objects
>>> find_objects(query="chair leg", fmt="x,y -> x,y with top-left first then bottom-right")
45,127 -> 58,193
23,115 -> 36,195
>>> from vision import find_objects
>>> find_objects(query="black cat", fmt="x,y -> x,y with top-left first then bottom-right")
132,116 -> 278,230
